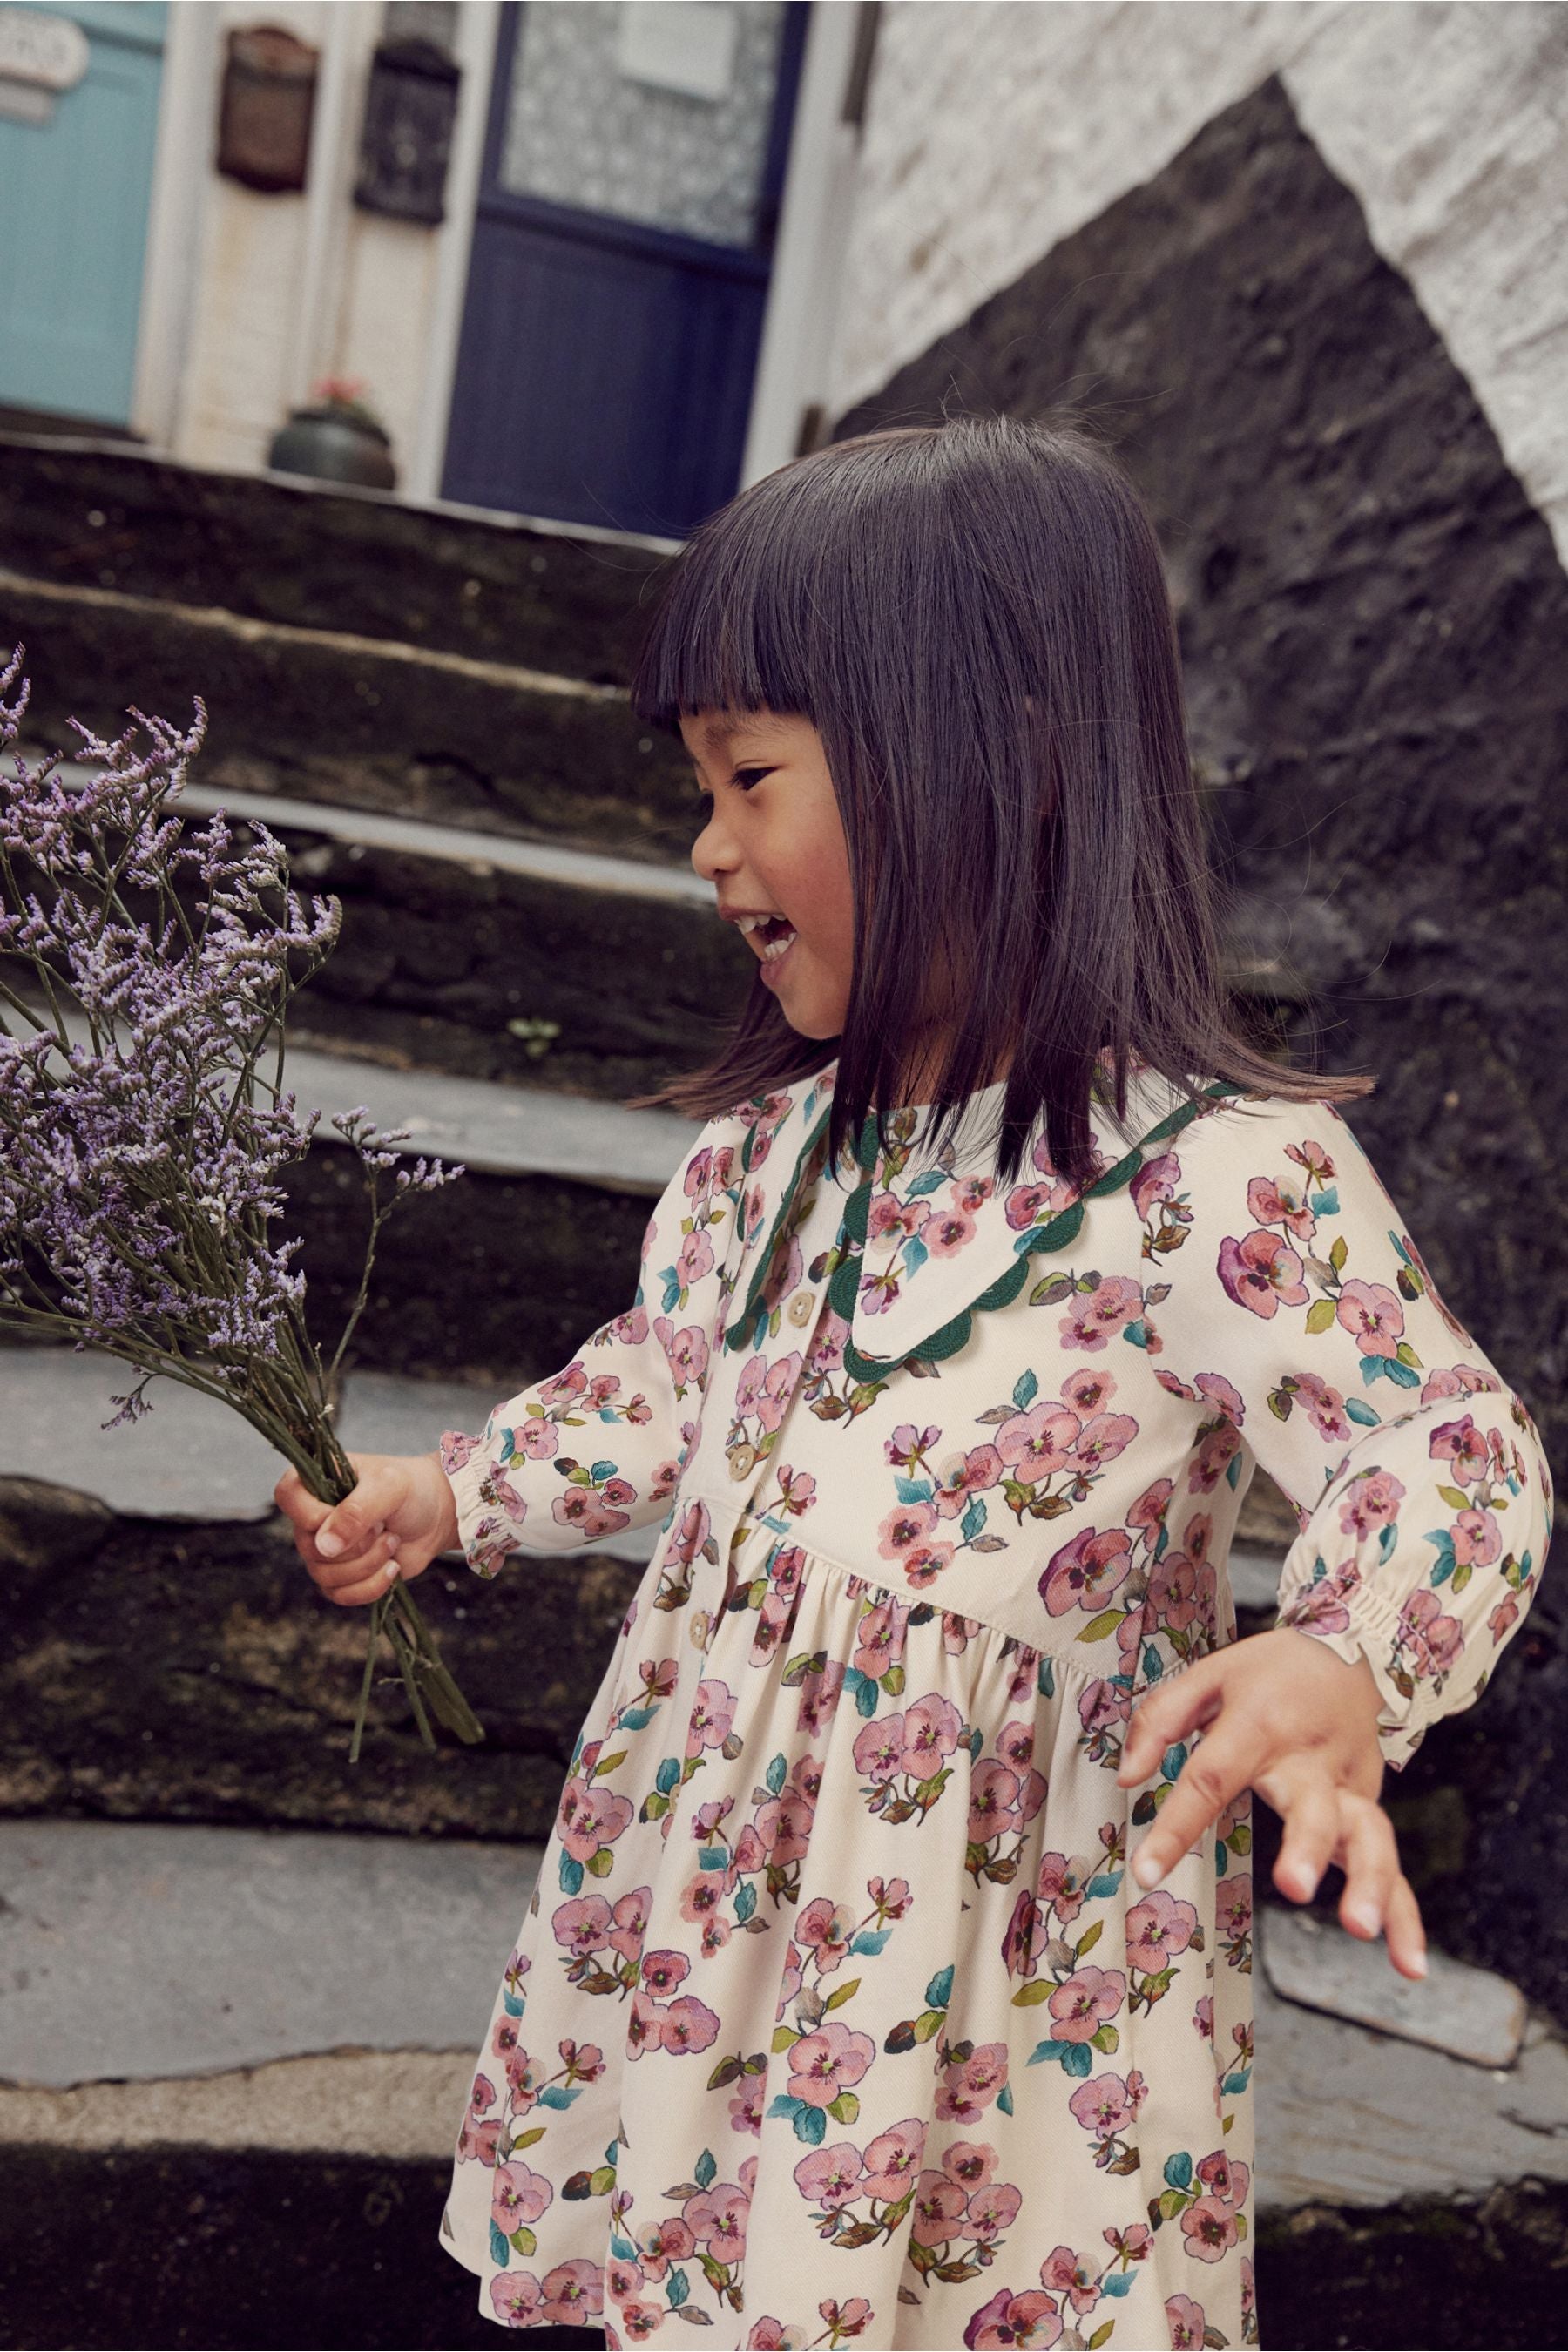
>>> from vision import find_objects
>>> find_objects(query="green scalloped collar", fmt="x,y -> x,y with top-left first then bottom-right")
723,1071 -> 1249,1381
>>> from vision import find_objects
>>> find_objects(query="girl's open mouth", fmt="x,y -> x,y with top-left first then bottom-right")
740,913 -> 798,969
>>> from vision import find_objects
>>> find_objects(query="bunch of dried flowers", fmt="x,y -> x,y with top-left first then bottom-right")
0,649 -> 482,1761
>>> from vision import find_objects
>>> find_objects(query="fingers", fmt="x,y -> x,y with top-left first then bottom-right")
1128,1720 -> 1259,1890
1330,1792 -> 1429,1980
273,1464 -> 330,1531
1382,1870 -> 1429,1980
1116,1653 -> 1227,1789
1268,1775 -> 1342,1906
314,1528 -> 405,1608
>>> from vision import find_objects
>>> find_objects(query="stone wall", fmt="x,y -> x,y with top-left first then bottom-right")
830,0 -> 1568,564
828,69 -> 1568,2016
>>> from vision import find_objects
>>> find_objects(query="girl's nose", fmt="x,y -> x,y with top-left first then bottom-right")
691,808 -> 738,884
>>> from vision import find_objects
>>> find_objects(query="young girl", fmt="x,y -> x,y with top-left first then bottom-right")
275,416 -> 1552,2351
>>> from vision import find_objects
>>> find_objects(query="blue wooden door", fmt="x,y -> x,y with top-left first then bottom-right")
443,0 -> 808,538
0,2 -> 166,427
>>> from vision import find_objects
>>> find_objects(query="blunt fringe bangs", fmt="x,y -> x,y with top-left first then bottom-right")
626,412 -> 1375,1189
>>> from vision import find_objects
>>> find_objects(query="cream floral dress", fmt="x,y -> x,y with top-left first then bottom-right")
434,1054 -> 1551,2350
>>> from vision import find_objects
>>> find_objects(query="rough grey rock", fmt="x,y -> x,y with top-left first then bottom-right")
1260,1903 -> 1528,2069
1253,1970 -> 1568,2208
0,1817 -> 541,2087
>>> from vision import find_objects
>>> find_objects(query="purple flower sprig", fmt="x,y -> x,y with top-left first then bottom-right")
0,649 -> 483,1761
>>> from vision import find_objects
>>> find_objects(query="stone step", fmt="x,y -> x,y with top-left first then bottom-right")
0,1469 -> 650,1841
0,1348 -> 656,1567
2,1821 -> 1565,2349
0,562 -> 696,863
0,429 -> 677,681
101,764 -> 739,1102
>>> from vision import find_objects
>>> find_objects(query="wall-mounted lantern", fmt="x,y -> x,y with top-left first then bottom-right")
353,37 -> 460,226
216,24 -> 319,195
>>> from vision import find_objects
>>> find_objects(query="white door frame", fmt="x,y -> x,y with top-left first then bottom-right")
130,0 -> 220,449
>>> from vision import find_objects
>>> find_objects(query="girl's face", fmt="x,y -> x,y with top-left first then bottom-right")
681,706 -> 855,1041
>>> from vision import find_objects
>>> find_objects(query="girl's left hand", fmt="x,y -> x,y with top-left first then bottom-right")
1115,1625 -> 1429,1980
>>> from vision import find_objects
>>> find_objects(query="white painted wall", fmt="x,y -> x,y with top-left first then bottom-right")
828,0 -> 1568,564
172,0 -> 452,484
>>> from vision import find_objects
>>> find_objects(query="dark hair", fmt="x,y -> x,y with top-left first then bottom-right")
627,412 -> 1374,1187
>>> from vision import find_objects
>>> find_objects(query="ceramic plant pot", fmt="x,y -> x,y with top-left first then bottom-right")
267,405 -> 396,490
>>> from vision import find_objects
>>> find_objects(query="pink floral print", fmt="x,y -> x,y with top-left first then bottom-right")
436,1059 -> 1550,2347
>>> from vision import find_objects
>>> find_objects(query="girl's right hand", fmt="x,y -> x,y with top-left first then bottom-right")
273,1451 -> 463,1606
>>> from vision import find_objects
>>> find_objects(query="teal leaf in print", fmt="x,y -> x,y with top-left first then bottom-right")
767,2092 -> 828,2143
1027,2038 -> 1095,2076
1222,2069 -> 1252,2096
537,2084 -> 579,2109
966,1727 -> 984,1762
851,1929 -> 891,1956
1142,1644 -> 1165,1683
961,1497 -> 986,1542
1101,2271 -> 1137,2298
735,1880 -> 757,1923
503,1991 -> 524,2017
656,1756 -> 682,1794
925,1964 -> 955,2008
558,1851 -> 584,1896
666,2269 -> 690,2308
997,2081 -> 1014,2116
907,1169 -> 946,1197
1164,2151 -> 1194,2191
1345,1396 -> 1382,1425
844,1666 -> 880,1718
1122,1319 -> 1149,1348
1013,1368 -> 1039,1410
895,1474 -> 935,1504
1162,1742 -> 1189,1783
617,1705 -> 655,1730
1362,1353 -> 1420,1389
1425,1530 -> 1457,1585
1316,1186 -> 1340,1215
1378,1523 -> 1399,1563
765,1752 -> 788,1796
698,1847 -> 727,1869
490,2219 -> 510,2267
590,1459 -> 618,1481
1037,1657 -> 1055,1700
904,1236 -> 929,1274
1226,1451 -> 1242,1489
1086,1872 -> 1123,1900
659,1267 -> 682,1313
610,2232 -> 639,2261
694,2147 -> 717,2188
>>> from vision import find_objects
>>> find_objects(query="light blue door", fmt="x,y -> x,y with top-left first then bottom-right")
0,2 -> 166,426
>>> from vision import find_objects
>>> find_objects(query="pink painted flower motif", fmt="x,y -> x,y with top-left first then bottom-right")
1336,1276 -> 1404,1356
1125,1889 -> 1199,1971
1047,1968 -> 1126,2044
792,2139 -> 865,2211
1060,1274 -> 1146,1351
491,2159 -> 553,2231
860,2117 -> 927,2199
1039,1524 -> 1132,1616
963,2285 -> 1064,2348
787,2021 -> 877,2109
1166,2292 -> 1207,2348
1217,1228 -> 1308,1316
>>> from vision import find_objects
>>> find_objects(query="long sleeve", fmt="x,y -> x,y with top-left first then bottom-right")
1151,1085 -> 1554,1767
437,1115 -> 740,1579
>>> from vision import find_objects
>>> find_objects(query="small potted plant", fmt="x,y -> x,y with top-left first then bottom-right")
267,375 -> 396,491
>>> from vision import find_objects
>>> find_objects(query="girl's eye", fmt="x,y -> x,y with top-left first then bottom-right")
733,767 -> 773,792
